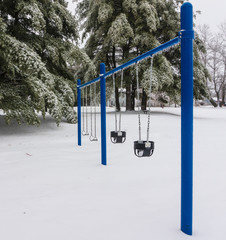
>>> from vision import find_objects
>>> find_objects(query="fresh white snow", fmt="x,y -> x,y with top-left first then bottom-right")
0,107 -> 226,240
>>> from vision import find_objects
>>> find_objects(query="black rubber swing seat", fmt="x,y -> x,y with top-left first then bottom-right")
110,131 -> 126,144
134,140 -> 154,157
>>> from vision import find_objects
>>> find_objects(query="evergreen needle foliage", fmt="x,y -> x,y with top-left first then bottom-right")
0,0 -> 95,125
76,0 -> 208,107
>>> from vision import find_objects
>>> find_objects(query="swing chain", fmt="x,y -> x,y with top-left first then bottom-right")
85,87 -> 89,135
93,82 -> 97,139
136,62 -> 141,141
82,88 -> 85,134
113,73 -> 118,131
147,56 -> 154,142
119,69 -> 123,131
90,85 -> 93,139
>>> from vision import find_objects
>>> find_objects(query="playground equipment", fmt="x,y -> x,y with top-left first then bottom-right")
89,83 -> 98,141
81,84 -> 98,141
110,71 -> 126,144
77,2 -> 194,236
82,87 -> 89,136
134,59 -> 155,157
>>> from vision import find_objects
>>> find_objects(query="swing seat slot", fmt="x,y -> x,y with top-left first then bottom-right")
110,131 -> 126,144
89,136 -> 98,141
134,140 -> 154,157
82,131 -> 89,136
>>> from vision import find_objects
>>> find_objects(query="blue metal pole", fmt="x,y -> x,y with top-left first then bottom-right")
180,2 -> 194,235
100,63 -> 107,165
77,79 -> 82,146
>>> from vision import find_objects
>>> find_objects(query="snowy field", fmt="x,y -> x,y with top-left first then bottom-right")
0,107 -> 226,240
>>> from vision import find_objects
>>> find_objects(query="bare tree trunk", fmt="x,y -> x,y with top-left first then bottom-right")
210,97 -> 217,107
115,86 -> 120,111
141,88 -> 147,111
112,46 -> 120,111
126,85 -> 132,111
123,46 -> 134,111
125,83 -> 135,111
131,85 -> 135,111
216,91 -> 220,107
222,84 -> 226,106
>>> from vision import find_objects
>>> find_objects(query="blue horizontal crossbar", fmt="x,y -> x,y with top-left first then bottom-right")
79,76 -> 101,89
79,37 -> 180,89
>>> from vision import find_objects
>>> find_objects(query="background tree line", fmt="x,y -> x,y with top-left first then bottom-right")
76,0 -> 209,111
0,0 -> 210,125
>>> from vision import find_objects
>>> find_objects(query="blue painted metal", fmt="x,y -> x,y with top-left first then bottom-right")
77,79 -> 82,146
78,37 -> 180,89
180,2 -> 194,236
100,63 -> 107,165
79,76 -> 101,89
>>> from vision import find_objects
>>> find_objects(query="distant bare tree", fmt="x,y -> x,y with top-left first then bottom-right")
208,34 -> 225,106
198,25 -> 216,106
219,22 -> 226,106
198,24 -> 226,107
198,25 -> 212,68
218,48 -> 226,106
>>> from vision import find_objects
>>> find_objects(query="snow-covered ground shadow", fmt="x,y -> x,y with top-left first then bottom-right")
0,114 -> 68,136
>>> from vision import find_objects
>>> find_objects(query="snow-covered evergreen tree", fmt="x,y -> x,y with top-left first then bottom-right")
0,0 -> 95,125
76,0 -> 208,108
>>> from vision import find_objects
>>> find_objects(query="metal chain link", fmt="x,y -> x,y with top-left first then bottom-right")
85,87 -> 89,135
147,57 -> 154,142
90,85 -> 93,139
119,70 -> 123,131
82,88 -> 85,134
136,63 -> 141,141
94,82 -> 97,139
113,74 -> 117,131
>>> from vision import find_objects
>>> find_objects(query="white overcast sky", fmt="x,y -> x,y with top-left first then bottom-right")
66,0 -> 226,33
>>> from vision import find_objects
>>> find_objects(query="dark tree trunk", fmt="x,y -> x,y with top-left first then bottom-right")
126,85 -> 132,111
112,46 -> 120,111
126,82 -> 135,111
112,46 -> 116,68
216,92 -> 220,107
131,86 -> 135,111
115,86 -> 120,111
209,97 -> 217,107
122,45 -> 133,111
221,84 -> 225,106
141,88 -> 147,111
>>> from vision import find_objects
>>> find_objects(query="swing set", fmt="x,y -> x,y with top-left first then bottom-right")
82,83 -> 99,142
80,59 -> 155,156
76,2 -> 194,236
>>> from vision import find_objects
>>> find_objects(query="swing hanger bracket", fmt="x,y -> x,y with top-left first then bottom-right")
179,30 -> 194,39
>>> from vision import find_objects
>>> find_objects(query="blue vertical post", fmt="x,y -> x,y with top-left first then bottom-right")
100,63 -> 107,165
180,2 -> 194,236
77,79 -> 82,146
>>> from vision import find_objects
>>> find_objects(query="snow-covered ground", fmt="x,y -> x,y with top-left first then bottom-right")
0,107 -> 225,240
